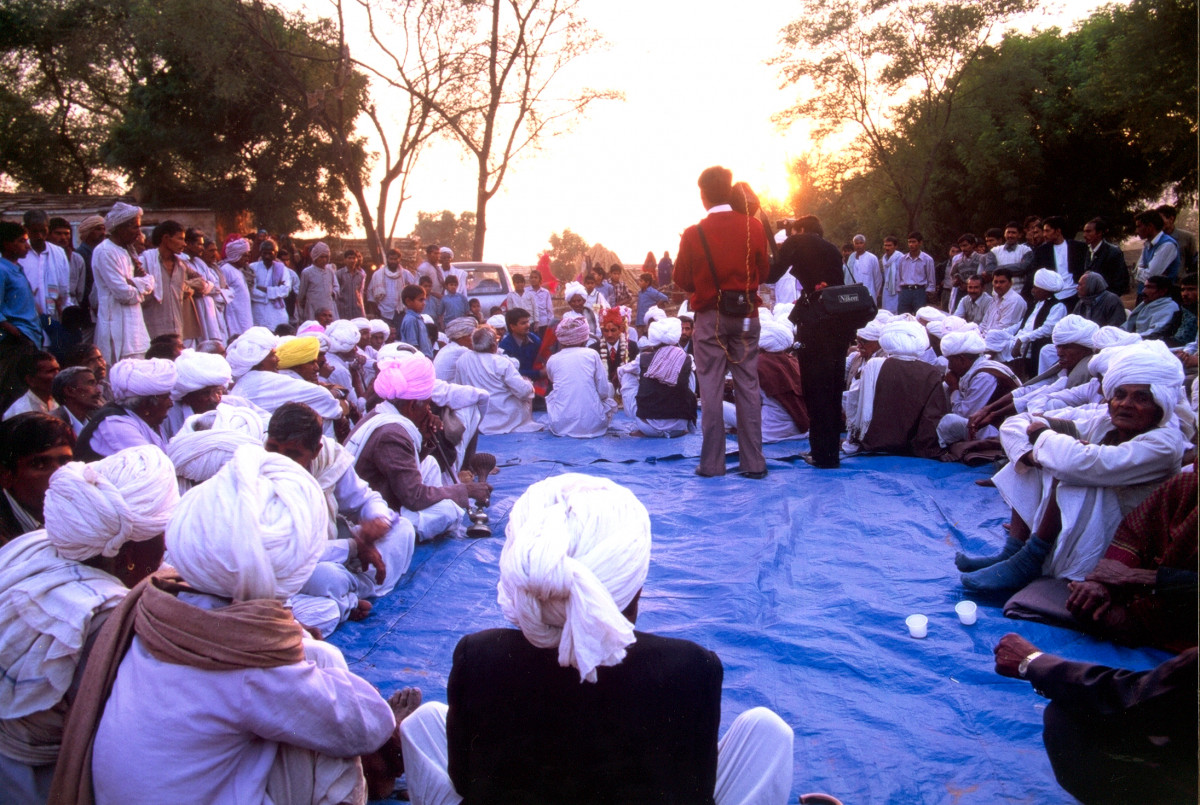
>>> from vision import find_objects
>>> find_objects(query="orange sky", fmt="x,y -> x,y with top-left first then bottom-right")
292,0 -> 1100,265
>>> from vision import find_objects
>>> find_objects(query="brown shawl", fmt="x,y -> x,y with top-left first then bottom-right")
49,571 -> 306,805
758,351 -> 810,433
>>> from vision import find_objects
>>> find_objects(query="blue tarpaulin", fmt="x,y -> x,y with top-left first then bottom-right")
330,412 -> 1170,804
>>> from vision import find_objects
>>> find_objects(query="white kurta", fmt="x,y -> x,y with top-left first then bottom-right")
91,620 -> 394,805
232,370 -> 343,420
88,411 -> 167,457
250,260 -> 291,330
545,347 -> 617,438
433,343 -> 469,383
995,407 -> 1187,580
221,264 -> 254,338
91,239 -> 155,364
186,256 -> 227,343
844,251 -> 882,302
454,351 -> 540,435
0,532 -> 126,801
723,394 -> 801,443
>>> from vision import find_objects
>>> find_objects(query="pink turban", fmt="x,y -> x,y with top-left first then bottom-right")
224,238 -> 251,262
556,316 -> 590,347
374,355 -> 436,401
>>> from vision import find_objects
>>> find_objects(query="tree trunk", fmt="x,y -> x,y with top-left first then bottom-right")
473,153 -> 489,260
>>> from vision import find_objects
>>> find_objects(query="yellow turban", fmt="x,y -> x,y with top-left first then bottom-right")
276,336 -> 320,369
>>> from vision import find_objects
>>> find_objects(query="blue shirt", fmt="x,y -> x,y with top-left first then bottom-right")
442,291 -> 470,323
499,331 -> 543,379
398,307 -> 433,358
636,286 -> 669,325
0,257 -> 42,345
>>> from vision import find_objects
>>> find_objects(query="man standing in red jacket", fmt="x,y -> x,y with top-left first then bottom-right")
673,166 -> 770,478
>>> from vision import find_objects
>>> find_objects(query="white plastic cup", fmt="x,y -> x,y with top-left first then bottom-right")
955,600 -> 978,626
905,614 -> 928,639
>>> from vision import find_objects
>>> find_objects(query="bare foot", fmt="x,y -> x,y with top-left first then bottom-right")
629,429 -> 646,437
349,599 -> 373,621
388,686 -> 423,723
301,623 -> 323,640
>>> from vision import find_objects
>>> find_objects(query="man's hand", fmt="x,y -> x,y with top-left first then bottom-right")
464,482 -> 492,506
1026,420 -> 1050,443
1066,580 -> 1111,620
358,516 -> 392,544
354,535 -> 387,584
944,372 -> 960,393
1087,558 -> 1156,588
994,633 -> 1040,678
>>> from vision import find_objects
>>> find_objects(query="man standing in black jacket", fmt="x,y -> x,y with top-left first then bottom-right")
769,216 -> 848,469
1031,216 -> 1089,311
1081,217 -> 1129,297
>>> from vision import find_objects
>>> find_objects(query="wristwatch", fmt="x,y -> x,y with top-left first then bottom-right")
1018,651 -> 1044,678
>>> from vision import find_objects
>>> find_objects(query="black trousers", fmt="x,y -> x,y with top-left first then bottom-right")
798,345 -> 844,466
1043,701 -> 1197,805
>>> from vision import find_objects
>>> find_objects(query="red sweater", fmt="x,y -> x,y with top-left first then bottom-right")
672,210 -> 769,316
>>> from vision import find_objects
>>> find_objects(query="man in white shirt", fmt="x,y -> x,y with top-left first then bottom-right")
368,248 -> 415,321
952,276 -> 993,325
844,234 -> 882,303
2,350 -> 59,420
17,211 -> 69,326
979,268 -> 1028,336
49,365 -> 104,435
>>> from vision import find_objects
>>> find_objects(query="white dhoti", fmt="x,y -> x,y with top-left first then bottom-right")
264,639 -> 369,805
619,369 -> 693,438
401,456 -> 465,541
398,702 -> 794,805
724,395 -> 804,444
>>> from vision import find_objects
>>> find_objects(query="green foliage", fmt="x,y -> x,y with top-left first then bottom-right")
411,210 -> 476,259
780,0 -> 1198,251
546,228 -> 589,284
0,0 -> 371,234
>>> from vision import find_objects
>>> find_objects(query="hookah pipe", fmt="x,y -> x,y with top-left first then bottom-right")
465,452 -> 497,538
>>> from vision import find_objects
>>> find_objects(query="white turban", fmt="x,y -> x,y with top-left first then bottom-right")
172,349 -> 232,401
880,320 -> 929,358
310,242 -> 330,260
172,400 -> 268,442
647,317 -> 682,348
941,316 -> 973,335
368,319 -> 390,336
1033,269 -> 1064,292
351,317 -> 370,331
167,429 -> 262,487
1092,326 -> 1141,350
1051,315 -> 1099,348
498,474 -> 651,683
643,305 -> 667,326
445,317 -> 477,340
985,329 -> 1013,354
487,314 -> 506,330
940,329 -> 987,356
109,358 -> 177,405
43,446 -> 179,561
167,445 -> 328,601
564,281 -> 586,302
773,303 -> 795,323
439,246 -> 453,259
224,238 -> 250,262
104,202 -> 141,230
315,332 -> 330,353
758,318 -> 793,352
925,320 -> 945,339
1101,341 -> 1185,426
915,306 -> 945,324
325,320 -> 361,354
857,320 -> 884,341
377,342 -> 418,361
226,327 -> 278,378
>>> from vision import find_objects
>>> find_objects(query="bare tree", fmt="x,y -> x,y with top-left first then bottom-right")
400,0 -> 620,260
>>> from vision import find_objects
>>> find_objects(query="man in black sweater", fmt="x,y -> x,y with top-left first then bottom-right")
397,473 -> 795,804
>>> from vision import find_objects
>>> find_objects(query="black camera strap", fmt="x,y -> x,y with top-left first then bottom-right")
696,223 -> 722,295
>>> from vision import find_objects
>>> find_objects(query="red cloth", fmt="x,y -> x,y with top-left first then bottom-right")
672,211 -> 769,316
